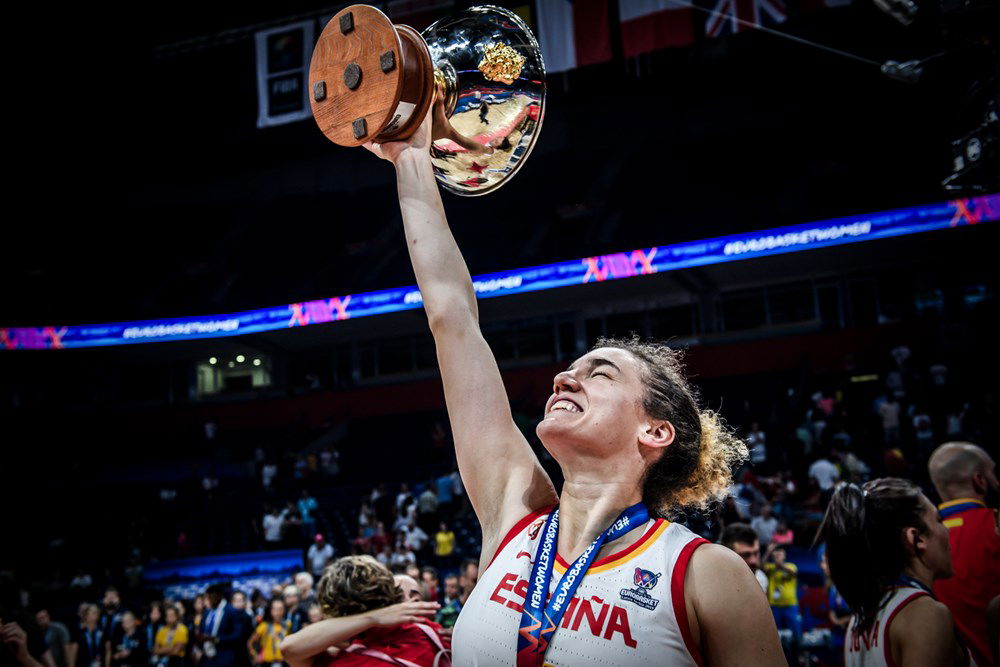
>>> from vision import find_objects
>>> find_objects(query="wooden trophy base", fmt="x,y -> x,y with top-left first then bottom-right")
309,5 -> 434,147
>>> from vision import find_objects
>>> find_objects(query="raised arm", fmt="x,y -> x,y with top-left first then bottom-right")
364,107 -> 557,562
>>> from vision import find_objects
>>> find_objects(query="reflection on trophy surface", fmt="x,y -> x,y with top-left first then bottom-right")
309,4 -> 545,196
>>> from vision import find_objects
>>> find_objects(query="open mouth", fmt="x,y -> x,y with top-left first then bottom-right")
549,398 -> 583,413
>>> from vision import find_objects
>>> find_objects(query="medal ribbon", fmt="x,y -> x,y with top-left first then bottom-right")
516,502 -> 649,667
894,574 -> 934,596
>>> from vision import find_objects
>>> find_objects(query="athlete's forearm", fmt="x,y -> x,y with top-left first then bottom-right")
278,615 -> 373,660
394,150 -> 478,331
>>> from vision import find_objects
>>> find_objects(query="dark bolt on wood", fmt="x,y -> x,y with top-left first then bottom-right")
344,63 -> 362,90
339,12 -> 354,34
313,81 -> 326,101
380,50 -> 396,73
352,118 -> 367,139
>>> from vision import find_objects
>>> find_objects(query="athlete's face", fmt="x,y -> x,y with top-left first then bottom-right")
912,494 -> 953,580
537,348 -> 672,460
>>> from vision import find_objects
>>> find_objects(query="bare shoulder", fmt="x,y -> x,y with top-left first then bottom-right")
891,595 -> 961,667
685,543 -> 786,666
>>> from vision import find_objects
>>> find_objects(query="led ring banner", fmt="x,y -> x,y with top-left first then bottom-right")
2,194 -> 997,350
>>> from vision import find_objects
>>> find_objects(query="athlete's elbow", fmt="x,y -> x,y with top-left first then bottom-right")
426,303 -> 478,335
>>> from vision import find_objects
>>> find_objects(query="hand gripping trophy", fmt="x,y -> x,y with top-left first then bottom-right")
308,4 -> 545,195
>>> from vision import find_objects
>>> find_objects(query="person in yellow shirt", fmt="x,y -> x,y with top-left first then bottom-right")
247,600 -> 289,666
763,545 -> 802,659
152,605 -> 188,667
434,522 -> 456,568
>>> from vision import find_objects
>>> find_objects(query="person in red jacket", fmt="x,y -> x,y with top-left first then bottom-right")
929,441 -> 1000,667
279,556 -> 446,667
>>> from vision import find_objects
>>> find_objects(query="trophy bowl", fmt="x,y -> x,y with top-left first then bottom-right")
309,4 -> 546,196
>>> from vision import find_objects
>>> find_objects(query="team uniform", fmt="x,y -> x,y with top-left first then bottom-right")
934,498 -> 1000,667
452,506 -> 708,666
844,585 -> 929,667
844,584 -> 977,667
250,621 -> 290,666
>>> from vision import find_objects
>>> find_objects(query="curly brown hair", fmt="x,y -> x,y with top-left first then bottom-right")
594,335 -> 748,518
316,555 -> 402,618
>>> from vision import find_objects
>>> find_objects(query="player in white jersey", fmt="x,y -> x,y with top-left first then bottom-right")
817,478 -> 974,667
364,108 -> 784,665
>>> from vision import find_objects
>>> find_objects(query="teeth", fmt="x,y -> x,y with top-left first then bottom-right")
551,400 -> 581,413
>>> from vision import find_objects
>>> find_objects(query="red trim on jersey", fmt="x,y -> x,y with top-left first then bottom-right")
883,591 -> 929,667
486,505 -> 556,570
554,518 -> 668,570
671,537 -> 710,667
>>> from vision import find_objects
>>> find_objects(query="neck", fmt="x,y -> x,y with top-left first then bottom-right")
557,471 -> 644,561
939,486 -> 982,504
902,562 -> 935,591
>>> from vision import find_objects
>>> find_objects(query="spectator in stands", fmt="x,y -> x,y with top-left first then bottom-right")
305,607 -> 322,627
278,556 -> 443,667
151,605 -> 187,667
69,604 -> 103,667
261,507 -> 286,549
771,519 -> 793,547
808,450 -> 840,500
879,395 -> 901,445
929,442 -> 1000,667
99,588 -> 124,639
395,484 -> 412,515
375,544 -> 392,568
260,463 -> 277,491
296,491 -> 318,544
401,520 -> 428,556
746,421 -> 767,468
197,584 -> 242,667
106,612 -> 147,667
434,522 -> 455,569
68,571 -> 93,591
34,610 -> 69,667
246,600 -> 288,667
294,574 -> 316,609
458,559 -> 478,603
435,575 -> 462,630
350,529 -> 369,556
306,535 -> 334,578
719,523 -> 769,593
763,545 -> 802,658
187,597 -> 204,638
227,595 -> 254,667
751,503 -> 779,548
419,568 -> 439,603
435,473 -> 454,517
142,605 -> 162,658
281,587 -> 305,635
368,522 -> 389,555
417,484 -> 438,534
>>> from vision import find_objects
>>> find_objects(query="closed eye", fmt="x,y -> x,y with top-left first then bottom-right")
592,371 -> 611,378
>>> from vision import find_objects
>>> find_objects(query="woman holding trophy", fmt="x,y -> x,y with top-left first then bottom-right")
313,4 -> 785,664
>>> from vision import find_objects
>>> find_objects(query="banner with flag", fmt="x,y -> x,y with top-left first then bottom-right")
620,0 -> 696,55
704,0 -> 787,37
536,0 -> 613,73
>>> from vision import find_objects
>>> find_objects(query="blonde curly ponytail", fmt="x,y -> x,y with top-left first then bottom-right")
594,336 -> 748,518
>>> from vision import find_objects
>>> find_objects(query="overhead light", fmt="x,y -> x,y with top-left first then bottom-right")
228,361 -> 235,368
253,358 -> 261,366
236,354 -> 246,363
209,357 -> 217,365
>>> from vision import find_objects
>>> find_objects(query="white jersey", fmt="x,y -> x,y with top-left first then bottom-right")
452,506 -> 708,666
844,586 -> 929,667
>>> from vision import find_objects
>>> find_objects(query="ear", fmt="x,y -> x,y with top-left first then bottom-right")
638,419 -> 675,450
971,470 -> 986,496
902,526 -> 924,558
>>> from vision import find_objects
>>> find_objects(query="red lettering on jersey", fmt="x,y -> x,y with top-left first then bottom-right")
491,573 -> 517,606
560,597 -> 579,629
603,606 -> 637,648
572,596 -> 610,636
849,620 -> 880,652
507,578 -> 529,613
